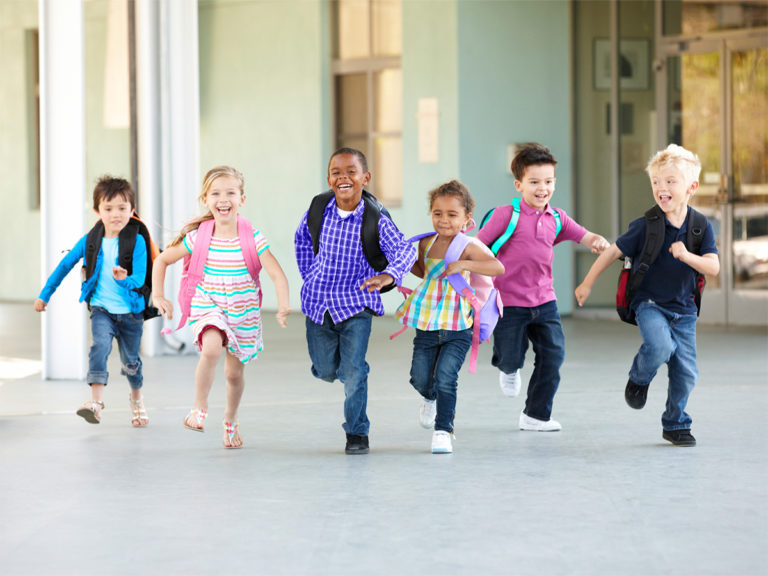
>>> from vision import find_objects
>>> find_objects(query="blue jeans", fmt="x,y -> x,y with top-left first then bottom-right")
491,300 -> 565,421
629,300 -> 698,430
409,328 -> 472,433
88,307 -> 144,389
305,310 -> 373,436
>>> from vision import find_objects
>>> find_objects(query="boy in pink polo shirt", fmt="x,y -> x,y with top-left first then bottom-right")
477,143 -> 609,431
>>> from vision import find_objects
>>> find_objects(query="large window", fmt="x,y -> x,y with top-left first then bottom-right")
332,0 -> 402,206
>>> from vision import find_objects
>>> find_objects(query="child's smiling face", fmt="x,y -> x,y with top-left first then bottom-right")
96,194 -> 134,238
515,164 -> 556,211
649,165 -> 697,218
327,153 -> 371,211
205,175 -> 244,222
431,194 -> 471,239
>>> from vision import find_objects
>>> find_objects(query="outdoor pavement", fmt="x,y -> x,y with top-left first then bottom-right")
0,301 -> 766,576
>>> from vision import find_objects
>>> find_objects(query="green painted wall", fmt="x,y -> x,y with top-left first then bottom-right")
198,0 -> 325,312
456,0 -> 577,314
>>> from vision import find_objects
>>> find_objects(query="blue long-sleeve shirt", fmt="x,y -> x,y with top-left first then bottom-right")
295,196 -> 416,324
38,232 -> 147,314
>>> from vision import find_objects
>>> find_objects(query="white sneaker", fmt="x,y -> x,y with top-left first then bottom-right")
519,411 -> 561,432
419,398 -> 436,429
499,370 -> 522,397
431,430 -> 453,454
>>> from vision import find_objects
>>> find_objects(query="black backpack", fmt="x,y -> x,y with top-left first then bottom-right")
83,217 -> 160,320
307,189 -> 397,293
616,205 -> 707,325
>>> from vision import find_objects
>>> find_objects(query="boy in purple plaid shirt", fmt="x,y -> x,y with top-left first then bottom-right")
295,148 -> 416,454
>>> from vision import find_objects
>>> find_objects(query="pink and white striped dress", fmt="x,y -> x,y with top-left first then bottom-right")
183,227 -> 269,364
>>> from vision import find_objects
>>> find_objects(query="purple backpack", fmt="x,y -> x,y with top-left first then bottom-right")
394,231 -> 502,373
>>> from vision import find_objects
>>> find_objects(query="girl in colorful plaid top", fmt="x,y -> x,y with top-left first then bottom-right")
395,180 -> 504,454
153,166 -> 290,449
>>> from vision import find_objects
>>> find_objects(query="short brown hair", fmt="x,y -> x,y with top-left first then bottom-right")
92,176 -> 135,211
428,179 -> 475,215
510,143 -> 557,181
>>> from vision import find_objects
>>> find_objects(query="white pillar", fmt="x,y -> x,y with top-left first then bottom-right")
38,0 -> 87,380
157,0 -> 200,349
135,0 -> 163,356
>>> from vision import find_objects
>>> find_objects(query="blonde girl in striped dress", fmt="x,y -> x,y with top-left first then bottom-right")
395,180 -> 504,454
153,166 -> 290,448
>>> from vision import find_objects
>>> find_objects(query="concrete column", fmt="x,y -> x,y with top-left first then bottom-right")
38,0 -> 87,379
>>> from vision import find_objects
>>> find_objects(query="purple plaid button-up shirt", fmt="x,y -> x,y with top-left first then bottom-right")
295,196 -> 416,325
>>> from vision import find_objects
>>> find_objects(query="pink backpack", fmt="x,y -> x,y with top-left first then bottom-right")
393,231 -> 502,373
167,215 -> 262,332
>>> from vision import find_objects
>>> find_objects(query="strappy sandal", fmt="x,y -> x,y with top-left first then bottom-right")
223,420 -> 242,449
183,408 -> 207,432
129,395 -> 149,427
76,400 -> 104,424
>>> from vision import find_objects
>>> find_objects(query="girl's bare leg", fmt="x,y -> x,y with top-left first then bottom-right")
222,352 -> 245,447
185,328 -> 224,429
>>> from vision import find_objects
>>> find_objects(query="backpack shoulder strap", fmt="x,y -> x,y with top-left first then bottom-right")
489,198 -> 521,255
173,219 -> 214,331
686,207 -> 707,255
628,205 -> 666,294
117,220 -> 140,276
443,233 -> 474,295
308,190 -> 334,255
361,190 -> 388,272
551,208 -> 562,237
237,215 -> 262,280
84,221 -> 105,281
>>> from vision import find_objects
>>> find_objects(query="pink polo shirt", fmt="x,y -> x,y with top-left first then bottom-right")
476,200 -> 587,307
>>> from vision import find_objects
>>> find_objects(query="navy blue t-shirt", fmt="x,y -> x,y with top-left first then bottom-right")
616,206 -> 718,315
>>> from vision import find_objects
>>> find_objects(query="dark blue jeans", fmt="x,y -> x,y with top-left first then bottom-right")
88,307 -> 144,389
305,310 -> 373,436
409,328 -> 472,433
491,300 -> 565,421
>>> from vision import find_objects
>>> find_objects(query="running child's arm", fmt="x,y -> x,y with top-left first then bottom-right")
151,242 -> 189,320
409,237 -> 429,279
574,243 -> 624,306
34,235 -> 87,313
579,231 -> 611,254
443,240 -> 505,277
669,243 -> 720,277
259,248 -> 292,327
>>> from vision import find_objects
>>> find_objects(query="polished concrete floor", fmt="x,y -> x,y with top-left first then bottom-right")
0,302 -> 766,576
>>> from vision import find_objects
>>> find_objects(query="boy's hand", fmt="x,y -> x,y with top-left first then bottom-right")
574,283 -> 591,307
360,273 -> 394,292
669,241 -> 689,261
33,299 -> 47,312
590,235 -> 610,254
154,296 -> 173,320
276,306 -> 291,328
112,266 -> 128,281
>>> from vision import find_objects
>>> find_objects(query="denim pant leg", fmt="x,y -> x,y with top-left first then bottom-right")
629,301 -> 675,387
432,329 -> 472,433
115,312 -> 144,390
663,313 -> 698,431
88,308 -> 116,385
524,301 -> 565,421
491,306 -> 530,374
409,329 -> 440,401
305,311 -> 372,436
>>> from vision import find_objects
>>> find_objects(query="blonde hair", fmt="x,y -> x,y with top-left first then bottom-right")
169,165 -> 245,247
645,144 -> 702,185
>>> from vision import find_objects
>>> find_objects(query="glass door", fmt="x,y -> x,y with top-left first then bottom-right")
660,34 -> 768,325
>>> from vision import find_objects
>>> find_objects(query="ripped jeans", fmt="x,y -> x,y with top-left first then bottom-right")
88,307 -> 144,390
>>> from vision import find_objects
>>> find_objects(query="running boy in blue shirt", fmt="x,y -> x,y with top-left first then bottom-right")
575,144 -> 719,446
34,176 -> 153,427
295,148 -> 416,454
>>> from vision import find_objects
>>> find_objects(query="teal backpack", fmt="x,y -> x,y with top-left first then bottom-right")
479,197 -> 562,255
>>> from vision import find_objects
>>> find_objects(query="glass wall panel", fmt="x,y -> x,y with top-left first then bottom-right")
663,1 -> 768,36
336,74 -> 367,136
337,0 -> 370,59
372,0 -> 401,57
374,136 -> 401,204
374,68 -> 401,132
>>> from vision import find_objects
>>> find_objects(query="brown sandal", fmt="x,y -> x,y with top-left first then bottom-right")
76,400 -> 104,424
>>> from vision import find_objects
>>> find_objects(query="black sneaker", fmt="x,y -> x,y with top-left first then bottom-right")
625,379 -> 648,409
663,429 -> 697,447
345,434 -> 370,455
